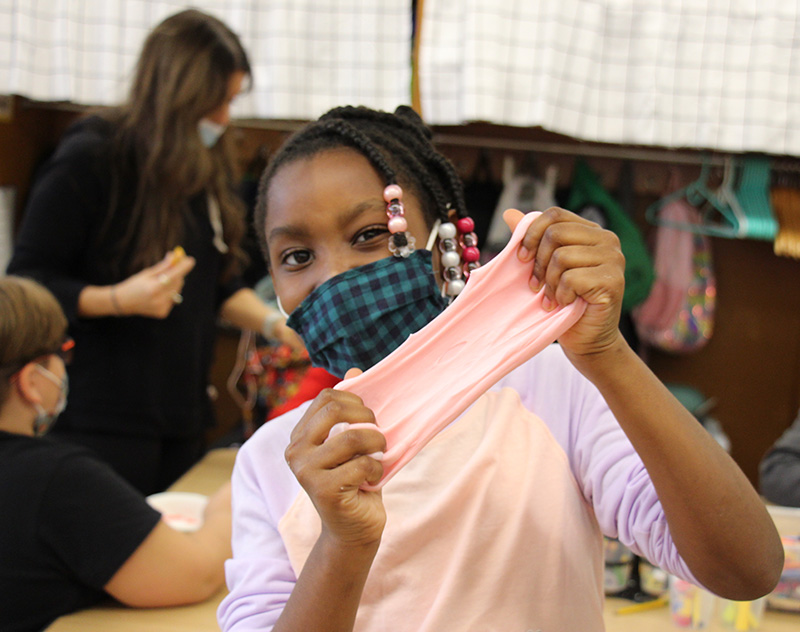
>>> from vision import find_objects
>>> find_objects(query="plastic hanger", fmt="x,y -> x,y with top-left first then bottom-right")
645,156 -> 741,238
716,157 -> 748,238
732,155 -> 777,241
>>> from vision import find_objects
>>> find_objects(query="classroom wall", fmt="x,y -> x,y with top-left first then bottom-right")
427,127 -> 800,486
2,99 -> 798,485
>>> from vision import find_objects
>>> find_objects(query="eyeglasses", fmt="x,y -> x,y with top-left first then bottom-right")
55,337 -> 75,365
3,336 -> 75,379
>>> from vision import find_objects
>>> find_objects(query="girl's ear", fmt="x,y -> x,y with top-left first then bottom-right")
14,363 -> 46,406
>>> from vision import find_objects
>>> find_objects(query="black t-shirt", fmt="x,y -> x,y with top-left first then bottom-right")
0,431 -> 161,631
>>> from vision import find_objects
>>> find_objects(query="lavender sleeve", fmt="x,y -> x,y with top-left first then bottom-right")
495,344 -> 698,584
217,405 -> 308,632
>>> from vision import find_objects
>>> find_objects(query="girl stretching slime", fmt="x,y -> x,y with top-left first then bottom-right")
218,106 -> 782,632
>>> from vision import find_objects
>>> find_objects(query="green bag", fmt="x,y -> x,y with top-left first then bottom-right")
567,160 -> 655,312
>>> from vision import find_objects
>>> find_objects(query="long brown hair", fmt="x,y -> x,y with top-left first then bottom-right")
0,276 -> 67,406
99,9 -> 250,277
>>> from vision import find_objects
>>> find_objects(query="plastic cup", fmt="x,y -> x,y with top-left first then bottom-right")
718,597 -> 766,631
765,505 -> 800,612
669,576 -> 716,629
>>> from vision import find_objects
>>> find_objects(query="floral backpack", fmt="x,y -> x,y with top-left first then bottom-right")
633,175 -> 716,352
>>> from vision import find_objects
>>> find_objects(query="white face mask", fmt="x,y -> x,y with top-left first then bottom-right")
33,365 -> 68,436
198,118 -> 226,148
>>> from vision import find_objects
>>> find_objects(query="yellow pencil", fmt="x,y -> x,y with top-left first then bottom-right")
615,595 -> 669,615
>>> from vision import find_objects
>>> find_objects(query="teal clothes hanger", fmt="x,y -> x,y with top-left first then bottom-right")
732,156 -> 777,241
716,157 -> 748,238
645,155 -> 741,238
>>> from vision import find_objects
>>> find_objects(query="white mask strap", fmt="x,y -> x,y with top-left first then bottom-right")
35,364 -> 63,388
426,218 -> 441,251
276,295 -> 289,319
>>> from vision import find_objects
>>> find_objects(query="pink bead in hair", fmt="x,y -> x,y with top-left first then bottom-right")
383,184 -> 403,203
388,216 -> 408,234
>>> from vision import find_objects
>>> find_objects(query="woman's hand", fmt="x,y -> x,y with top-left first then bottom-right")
503,207 -> 626,361
285,387 -> 387,548
113,251 -> 197,318
272,319 -> 307,354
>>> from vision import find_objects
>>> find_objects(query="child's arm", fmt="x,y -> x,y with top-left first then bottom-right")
219,287 -> 306,353
274,388 -> 386,632
509,207 -> 783,600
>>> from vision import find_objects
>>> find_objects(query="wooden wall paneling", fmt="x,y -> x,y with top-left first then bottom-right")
645,236 -> 800,486
0,98 -> 81,229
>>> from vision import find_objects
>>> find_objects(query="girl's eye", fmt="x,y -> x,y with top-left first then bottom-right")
354,225 -> 390,245
281,249 -> 311,267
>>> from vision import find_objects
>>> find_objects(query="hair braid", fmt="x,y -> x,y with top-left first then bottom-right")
317,119 -> 398,185
372,107 -> 468,220
254,105 -> 468,259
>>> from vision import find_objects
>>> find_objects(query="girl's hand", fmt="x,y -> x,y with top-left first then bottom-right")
113,251 -> 196,318
285,387 -> 387,547
503,207 -> 626,360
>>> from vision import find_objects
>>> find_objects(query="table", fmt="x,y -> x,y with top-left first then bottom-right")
46,447 -> 238,632
47,447 -> 800,631
604,597 -> 799,631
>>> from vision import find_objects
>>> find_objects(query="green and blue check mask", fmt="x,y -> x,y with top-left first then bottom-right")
286,249 -> 448,378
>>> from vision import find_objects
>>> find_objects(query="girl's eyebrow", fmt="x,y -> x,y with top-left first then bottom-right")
267,224 -> 308,243
267,199 -> 385,243
336,200 -> 385,229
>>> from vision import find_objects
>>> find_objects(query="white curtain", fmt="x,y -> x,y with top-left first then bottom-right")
0,0 -> 413,120
419,0 -> 800,155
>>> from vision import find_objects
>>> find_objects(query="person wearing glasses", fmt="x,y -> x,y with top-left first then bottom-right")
6,9 -> 303,495
0,276 -> 233,632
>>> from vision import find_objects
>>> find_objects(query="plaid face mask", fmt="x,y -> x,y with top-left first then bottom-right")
286,249 -> 448,378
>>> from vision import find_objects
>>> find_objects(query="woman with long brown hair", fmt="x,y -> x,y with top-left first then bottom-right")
8,9 -> 302,494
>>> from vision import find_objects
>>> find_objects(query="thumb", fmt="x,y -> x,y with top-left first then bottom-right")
502,208 -> 525,232
343,367 -> 363,380
170,255 -> 197,279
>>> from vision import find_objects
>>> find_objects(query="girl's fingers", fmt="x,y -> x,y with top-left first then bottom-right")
538,231 -> 622,298
501,207 -> 622,305
502,208 -> 525,233
289,389 -> 376,449
286,390 -> 386,492
318,424 -> 386,469
328,453 -> 385,489
504,207 -> 600,267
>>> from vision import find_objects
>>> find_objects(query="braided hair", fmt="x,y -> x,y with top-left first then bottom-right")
254,105 -> 467,259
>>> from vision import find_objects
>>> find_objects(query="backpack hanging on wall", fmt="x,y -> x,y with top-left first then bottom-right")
633,171 -> 716,352
566,159 -> 655,312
